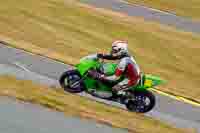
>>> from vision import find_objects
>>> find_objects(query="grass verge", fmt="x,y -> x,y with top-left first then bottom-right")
126,0 -> 200,20
0,0 -> 200,103
0,75 -> 192,133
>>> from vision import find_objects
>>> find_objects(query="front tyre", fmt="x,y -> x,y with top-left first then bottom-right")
125,91 -> 155,113
59,70 -> 84,93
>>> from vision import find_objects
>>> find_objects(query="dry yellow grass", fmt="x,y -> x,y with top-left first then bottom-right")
0,75 -> 191,133
126,0 -> 200,20
0,0 -> 200,103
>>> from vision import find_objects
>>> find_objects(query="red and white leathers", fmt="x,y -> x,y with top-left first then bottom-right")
103,55 -> 140,92
82,38 -> 140,93
81,53 -> 141,92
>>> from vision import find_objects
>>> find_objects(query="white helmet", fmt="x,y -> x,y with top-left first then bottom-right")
111,40 -> 129,57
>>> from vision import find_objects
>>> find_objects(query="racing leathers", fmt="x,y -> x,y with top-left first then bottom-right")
81,53 -> 141,94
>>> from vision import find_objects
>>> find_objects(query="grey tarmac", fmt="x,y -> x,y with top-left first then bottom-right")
0,97 -> 127,133
81,0 -> 200,34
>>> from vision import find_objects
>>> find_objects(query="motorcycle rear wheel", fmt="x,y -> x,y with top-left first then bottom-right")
125,91 -> 155,113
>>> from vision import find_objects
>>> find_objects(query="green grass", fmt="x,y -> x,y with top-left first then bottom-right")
126,0 -> 200,20
0,0 -> 200,104
0,75 -> 192,133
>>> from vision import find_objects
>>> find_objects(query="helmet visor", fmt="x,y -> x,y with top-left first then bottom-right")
111,46 -> 120,54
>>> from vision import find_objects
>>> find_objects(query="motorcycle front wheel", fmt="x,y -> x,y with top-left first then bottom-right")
59,70 -> 85,93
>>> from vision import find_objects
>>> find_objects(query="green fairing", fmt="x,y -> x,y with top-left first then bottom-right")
75,59 -> 100,76
133,74 -> 165,91
75,59 -> 165,92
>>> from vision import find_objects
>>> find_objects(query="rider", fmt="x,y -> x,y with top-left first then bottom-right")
81,40 -> 141,95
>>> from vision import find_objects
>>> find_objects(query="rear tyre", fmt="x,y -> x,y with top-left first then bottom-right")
59,70 -> 84,93
125,91 -> 155,113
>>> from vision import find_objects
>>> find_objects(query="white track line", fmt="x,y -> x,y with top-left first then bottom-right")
13,62 -> 31,72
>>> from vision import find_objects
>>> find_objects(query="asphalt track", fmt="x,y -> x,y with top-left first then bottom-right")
0,97 -> 127,133
0,43 -> 199,132
81,0 -> 200,34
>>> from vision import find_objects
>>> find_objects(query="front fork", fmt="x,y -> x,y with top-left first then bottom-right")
70,72 -> 88,88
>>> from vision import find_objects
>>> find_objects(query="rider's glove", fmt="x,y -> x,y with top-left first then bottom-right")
99,74 -> 105,80
97,53 -> 104,59
88,70 -> 103,80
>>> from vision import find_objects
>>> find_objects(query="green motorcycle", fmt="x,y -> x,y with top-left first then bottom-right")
59,59 -> 165,113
